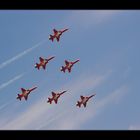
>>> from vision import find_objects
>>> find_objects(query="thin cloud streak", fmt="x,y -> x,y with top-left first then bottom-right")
0,73 -> 24,91
62,10 -> 120,30
0,97 -> 48,129
0,102 -> 11,110
0,39 -> 47,70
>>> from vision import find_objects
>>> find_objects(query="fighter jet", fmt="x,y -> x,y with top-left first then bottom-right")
16,87 -> 37,101
60,59 -> 80,73
49,28 -> 68,42
76,94 -> 96,108
47,90 -> 67,104
35,56 -> 55,70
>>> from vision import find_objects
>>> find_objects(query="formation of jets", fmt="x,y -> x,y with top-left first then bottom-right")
16,28 -> 96,108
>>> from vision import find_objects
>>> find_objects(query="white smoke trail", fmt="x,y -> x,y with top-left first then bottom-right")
0,102 -> 12,110
0,39 -> 47,70
0,73 -> 24,91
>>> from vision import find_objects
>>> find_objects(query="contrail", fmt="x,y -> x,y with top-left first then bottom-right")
0,102 -> 12,110
36,110 -> 68,130
0,73 -> 24,91
0,39 -> 47,70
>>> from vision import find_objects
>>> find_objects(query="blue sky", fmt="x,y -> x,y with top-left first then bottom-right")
0,10 -> 140,130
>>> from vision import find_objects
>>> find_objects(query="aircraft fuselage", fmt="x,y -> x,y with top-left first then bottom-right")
40,60 -> 47,65
55,31 -> 61,38
22,90 -> 29,97
53,94 -> 60,100
81,97 -> 88,104
66,63 -> 73,69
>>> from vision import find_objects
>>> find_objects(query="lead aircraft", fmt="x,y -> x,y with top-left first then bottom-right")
49,28 -> 68,42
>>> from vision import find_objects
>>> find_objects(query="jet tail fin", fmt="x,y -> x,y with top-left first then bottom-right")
49,35 -> 54,42
35,63 -> 40,70
76,101 -> 81,107
60,66 -> 65,73
47,98 -> 52,104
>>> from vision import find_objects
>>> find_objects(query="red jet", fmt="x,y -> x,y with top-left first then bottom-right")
60,59 -> 80,73
17,87 -> 37,101
35,56 -> 55,70
76,94 -> 96,108
47,90 -> 67,104
49,28 -> 68,42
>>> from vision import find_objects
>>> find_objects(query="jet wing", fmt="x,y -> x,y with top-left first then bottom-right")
39,57 -> 44,62
43,64 -> 46,70
83,102 -> 87,107
68,68 -> 71,73
21,88 -> 26,93
52,92 -> 56,97
53,29 -> 58,34
65,60 -> 69,65
56,37 -> 60,42
80,96 -> 84,100
24,95 -> 28,101
54,99 -> 58,104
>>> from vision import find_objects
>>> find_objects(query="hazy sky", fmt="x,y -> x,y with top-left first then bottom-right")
0,10 -> 140,130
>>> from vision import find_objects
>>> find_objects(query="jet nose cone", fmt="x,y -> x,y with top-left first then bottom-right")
32,87 -> 37,90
